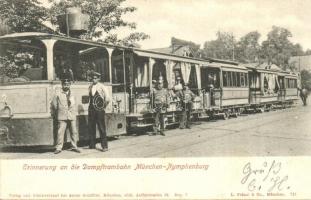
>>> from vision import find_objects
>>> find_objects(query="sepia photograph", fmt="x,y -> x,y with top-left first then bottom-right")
0,0 -> 311,199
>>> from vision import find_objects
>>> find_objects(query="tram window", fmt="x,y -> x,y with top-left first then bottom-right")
152,61 -> 167,87
227,72 -> 232,87
232,72 -> 237,87
223,72 -> 228,87
245,73 -> 248,87
112,58 -> 125,84
237,72 -> 241,87
0,43 -> 47,83
264,76 -> 269,92
240,73 -> 245,87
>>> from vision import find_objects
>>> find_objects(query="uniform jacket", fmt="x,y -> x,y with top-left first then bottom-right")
52,89 -> 77,121
153,88 -> 169,105
88,82 -> 111,109
178,89 -> 195,103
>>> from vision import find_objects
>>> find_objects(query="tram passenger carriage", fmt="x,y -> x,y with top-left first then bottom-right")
0,32 -> 300,146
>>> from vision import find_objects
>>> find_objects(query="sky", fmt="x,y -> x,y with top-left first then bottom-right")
111,0 -> 311,51
41,0 -> 311,51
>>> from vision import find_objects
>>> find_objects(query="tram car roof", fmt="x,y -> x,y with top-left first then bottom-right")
242,62 -> 299,78
0,32 -> 238,66
202,62 -> 248,72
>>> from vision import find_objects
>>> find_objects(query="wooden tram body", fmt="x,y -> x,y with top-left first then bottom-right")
200,63 -> 250,118
0,32 -> 300,146
246,63 -> 299,112
0,33 -> 130,145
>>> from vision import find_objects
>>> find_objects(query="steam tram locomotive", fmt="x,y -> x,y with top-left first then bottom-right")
0,32 -> 299,146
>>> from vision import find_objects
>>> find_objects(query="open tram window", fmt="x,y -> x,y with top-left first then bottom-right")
79,48 -> 110,82
152,60 -> 167,88
294,79 -> 297,88
227,72 -> 232,87
237,72 -> 241,87
245,73 -> 249,87
0,39 -> 47,83
232,72 -> 237,87
53,41 -> 110,82
223,72 -> 228,87
207,70 -> 220,88
240,73 -> 245,87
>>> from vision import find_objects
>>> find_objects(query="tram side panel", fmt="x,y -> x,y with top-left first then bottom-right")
0,83 -> 54,146
284,77 -> 299,104
221,87 -> 249,106
217,69 -> 250,116
70,84 -> 127,141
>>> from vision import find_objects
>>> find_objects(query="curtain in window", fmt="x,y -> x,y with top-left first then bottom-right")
268,74 -> 275,92
274,75 -> 280,90
180,62 -> 192,84
165,60 -> 175,88
195,64 -> 201,89
255,74 -> 260,88
149,58 -> 155,86
135,60 -> 148,87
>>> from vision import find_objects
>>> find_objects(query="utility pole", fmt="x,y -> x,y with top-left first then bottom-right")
232,32 -> 235,61
298,55 -> 301,72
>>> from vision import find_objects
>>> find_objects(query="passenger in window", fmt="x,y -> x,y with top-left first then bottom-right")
88,71 -> 111,152
86,62 -> 96,81
52,79 -> 81,154
60,60 -> 74,82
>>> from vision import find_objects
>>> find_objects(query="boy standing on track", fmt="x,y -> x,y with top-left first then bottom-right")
52,79 -> 81,154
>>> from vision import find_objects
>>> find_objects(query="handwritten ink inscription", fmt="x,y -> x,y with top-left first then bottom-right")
240,160 -> 292,195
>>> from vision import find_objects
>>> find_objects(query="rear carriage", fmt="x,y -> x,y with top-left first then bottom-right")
245,63 -> 299,112
284,72 -> 299,104
200,62 -> 249,119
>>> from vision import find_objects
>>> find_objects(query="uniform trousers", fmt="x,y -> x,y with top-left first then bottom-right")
180,103 -> 192,128
153,104 -> 166,133
55,120 -> 78,151
88,109 -> 108,149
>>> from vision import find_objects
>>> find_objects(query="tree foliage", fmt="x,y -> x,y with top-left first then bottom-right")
49,0 -> 149,45
202,31 -> 236,60
261,26 -> 301,69
235,31 -> 261,63
0,0 -> 49,33
300,69 -> 311,90
202,26 -> 305,71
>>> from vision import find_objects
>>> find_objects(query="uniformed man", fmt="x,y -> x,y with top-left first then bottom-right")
52,79 -> 81,154
152,77 -> 169,136
179,83 -> 195,129
88,72 -> 111,152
